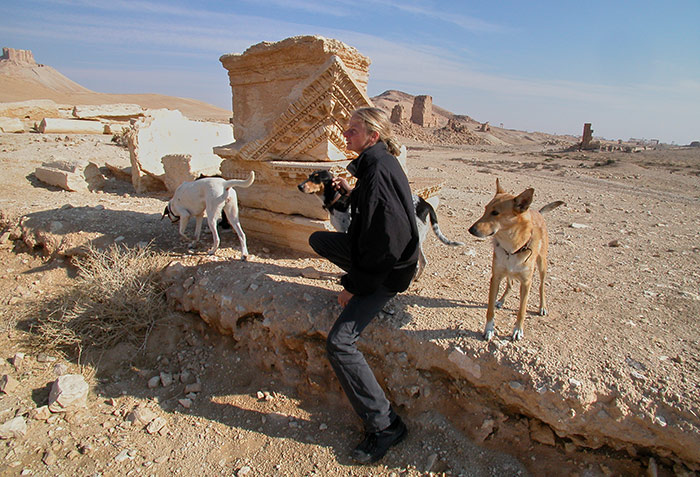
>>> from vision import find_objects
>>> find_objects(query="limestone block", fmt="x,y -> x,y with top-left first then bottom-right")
161,153 -> 223,193
48,374 -> 89,412
72,104 -> 144,120
220,35 -> 371,145
239,207 -> 332,254
0,117 -> 25,132
35,159 -> 105,192
38,117 -> 107,134
0,99 -> 60,121
127,109 -> 233,193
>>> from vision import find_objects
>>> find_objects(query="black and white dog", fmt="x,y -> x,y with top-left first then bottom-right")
162,172 -> 254,258
298,169 -> 463,280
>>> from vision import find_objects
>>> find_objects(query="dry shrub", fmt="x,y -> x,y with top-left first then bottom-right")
29,244 -> 171,355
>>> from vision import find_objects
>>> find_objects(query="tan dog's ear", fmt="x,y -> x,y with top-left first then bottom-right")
496,178 -> 504,194
514,188 -> 534,212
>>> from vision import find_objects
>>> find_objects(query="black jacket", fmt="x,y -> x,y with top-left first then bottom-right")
340,141 -> 419,296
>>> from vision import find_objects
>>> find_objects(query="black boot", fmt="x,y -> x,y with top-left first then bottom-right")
350,416 -> 407,464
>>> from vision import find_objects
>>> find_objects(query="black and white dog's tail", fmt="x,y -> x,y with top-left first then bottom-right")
415,196 -> 464,246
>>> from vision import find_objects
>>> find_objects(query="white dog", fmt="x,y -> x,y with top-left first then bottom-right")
162,172 -> 255,258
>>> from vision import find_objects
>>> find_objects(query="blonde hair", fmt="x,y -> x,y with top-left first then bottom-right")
352,107 -> 402,156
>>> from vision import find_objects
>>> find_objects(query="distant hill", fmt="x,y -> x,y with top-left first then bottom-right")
0,47 -> 232,123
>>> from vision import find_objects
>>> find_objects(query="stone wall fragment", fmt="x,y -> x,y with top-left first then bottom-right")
0,117 -> 25,132
127,109 -> 233,193
161,153 -> 223,193
38,117 -> 107,134
72,104 -> 144,120
34,159 -> 105,192
0,99 -> 61,121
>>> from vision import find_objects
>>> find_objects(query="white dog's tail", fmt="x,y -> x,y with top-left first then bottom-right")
223,171 -> 255,190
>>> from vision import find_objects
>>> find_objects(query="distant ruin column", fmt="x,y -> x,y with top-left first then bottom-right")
390,104 -> 405,124
411,95 -> 434,127
581,123 -> 593,149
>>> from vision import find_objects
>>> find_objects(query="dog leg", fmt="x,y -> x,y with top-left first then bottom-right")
229,219 -> 249,260
537,254 -> 547,316
193,216 -> 203,243
512,278 -> 533,341
414,246 -> 427,281
178,215 -> 191,241
484,271 -> 503,341
496,278 -> 512,309
206,216 -> 220,255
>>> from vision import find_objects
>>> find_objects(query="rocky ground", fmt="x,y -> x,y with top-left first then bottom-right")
0,130 -> 699,476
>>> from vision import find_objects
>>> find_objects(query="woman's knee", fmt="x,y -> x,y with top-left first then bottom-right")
326,327 -> 353,357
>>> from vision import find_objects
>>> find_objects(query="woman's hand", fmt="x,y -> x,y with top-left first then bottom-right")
338,289 -> 353,307
332,177 -> 352,196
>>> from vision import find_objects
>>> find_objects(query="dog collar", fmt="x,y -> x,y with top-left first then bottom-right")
498,236 -> 532,259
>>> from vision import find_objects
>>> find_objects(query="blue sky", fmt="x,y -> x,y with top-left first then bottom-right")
3,0 -> 699,144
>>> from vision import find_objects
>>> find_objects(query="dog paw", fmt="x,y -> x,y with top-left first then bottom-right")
240,254 -> 249,261
483,322 -> 495,341
206,248 -> 217,255
495,300 -> 504,309
511,328 -> 524,341
539,307 -> 547,316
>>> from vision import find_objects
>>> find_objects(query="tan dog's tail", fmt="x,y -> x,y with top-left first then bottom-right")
223,171 -> 255,190
539,200 -> 565,214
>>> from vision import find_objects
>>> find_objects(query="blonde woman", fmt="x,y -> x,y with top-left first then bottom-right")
309,107 -> 419,464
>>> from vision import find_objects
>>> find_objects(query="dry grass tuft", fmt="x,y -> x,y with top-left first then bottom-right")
26,244 -> 171,355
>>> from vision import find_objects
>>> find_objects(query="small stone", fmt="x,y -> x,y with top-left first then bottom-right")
29,405 -> 52,421
570,223 -> 589,229
159,372 -> 173,387
608,239 -> 621,247
0,375 -> 19,394
11,352 -> 24,369
178,398 -> 192,409
147,376 -> 161,388
42,449 -> 57,466
184,382 -> 202,394
0,416 -> 27,439
127,406 -> 158,426
237,466 -> 252,476
53,363 -> 69,376
147,417 -> 167,434
48,374 -> 89,412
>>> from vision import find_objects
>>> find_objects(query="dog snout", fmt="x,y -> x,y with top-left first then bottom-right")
297,183 -> 306,192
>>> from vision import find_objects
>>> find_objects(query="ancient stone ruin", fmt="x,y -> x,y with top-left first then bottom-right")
214,36 -> 440,253
1,47 -> 35,64
390,104 -> 406,124
411,95 -> 437,127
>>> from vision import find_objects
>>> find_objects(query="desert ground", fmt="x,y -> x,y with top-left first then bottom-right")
1,48 -> 700,477
1,124 -> 699,476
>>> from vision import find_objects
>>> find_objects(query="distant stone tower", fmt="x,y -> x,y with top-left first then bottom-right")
390,104 -> 405,124
411,95 -> 435,127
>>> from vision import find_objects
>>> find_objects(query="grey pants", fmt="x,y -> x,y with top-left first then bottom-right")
309,231 -> 397,432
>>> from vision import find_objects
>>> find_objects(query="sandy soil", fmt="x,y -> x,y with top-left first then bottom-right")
1,128 -> 699,476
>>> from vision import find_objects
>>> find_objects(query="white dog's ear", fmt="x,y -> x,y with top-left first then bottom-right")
514,188 -> 534,213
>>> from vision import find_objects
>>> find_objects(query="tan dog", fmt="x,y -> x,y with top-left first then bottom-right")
469,180 -> 563,341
